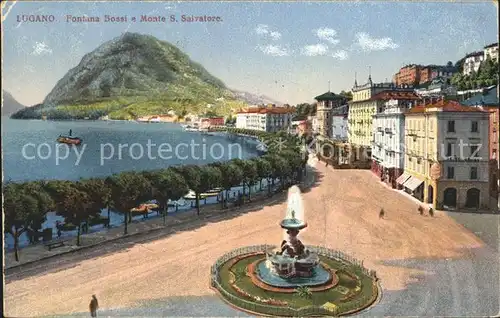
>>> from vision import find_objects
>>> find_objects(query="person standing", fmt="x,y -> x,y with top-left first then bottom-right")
89,294 -> 98,317
56,221 -> 62,239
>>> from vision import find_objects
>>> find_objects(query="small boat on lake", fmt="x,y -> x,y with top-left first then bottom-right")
57,129 -> 82,145
57,135 -> 82,145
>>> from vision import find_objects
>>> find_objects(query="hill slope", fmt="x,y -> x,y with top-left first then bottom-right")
2,91 -> 26,116
13,32 -> 247,120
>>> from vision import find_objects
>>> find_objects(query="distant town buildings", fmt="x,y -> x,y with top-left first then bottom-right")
393,63 -> 456,86
415,77 -> 457,97
235,106 -> 293,132
483,42 -> 499,61
463,51 -> 485,76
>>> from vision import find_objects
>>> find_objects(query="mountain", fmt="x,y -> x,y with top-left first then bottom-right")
2,90 -> 26,116
12,32 -> 247,120
230,89 -> 283,105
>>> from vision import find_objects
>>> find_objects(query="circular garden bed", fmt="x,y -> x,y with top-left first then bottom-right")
210,245 -> 379,316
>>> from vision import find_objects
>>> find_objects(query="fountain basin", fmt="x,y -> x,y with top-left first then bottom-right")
255,260 -> 332,288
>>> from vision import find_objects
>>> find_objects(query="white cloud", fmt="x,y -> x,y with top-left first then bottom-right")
269,31 -> 282,40
255,25 -> 281,40
301,44 -> 328,56
255,24 -> 269,35
32,41 -> 52,55
258,45 -> 290,56
355,32 -> 399,51
315,27 -> 339,45
332,50 -> 348,60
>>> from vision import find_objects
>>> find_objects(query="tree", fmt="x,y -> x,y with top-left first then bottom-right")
197,165 -> 222,207
77,178 -> 111,231
251,157 -> 272,191
45,180 -> 95,246
267,154 -> 291,190
145,168 -> 189,225
232,158 -> 258,200
172,165 -> 202,215
107,172 -> 151,235
4,182 -> 52,261
217,162 -> 243,209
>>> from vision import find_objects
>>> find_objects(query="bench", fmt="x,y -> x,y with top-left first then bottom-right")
44,240 -> 65,251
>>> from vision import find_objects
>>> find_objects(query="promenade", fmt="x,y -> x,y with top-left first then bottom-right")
5,157 -> 499,317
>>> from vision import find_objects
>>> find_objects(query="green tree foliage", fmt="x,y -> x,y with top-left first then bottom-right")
217,162 -> 244,208
4,182 -> 53,261
451,57 -> 499,90
106,172 -> 151,234
44,180 -> 97,246
144,168 -> 189,224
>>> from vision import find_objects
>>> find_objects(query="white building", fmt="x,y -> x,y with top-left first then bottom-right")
309,115 -> 319,134
463,51 -> 485,75
331,115 -> 348,141
484,42 -> 499,61
371,91 -> 420,187
235,107 -> 293,132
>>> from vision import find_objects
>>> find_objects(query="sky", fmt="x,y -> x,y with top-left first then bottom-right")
2,1 -> 498,106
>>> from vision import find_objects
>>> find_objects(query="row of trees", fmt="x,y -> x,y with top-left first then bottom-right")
4,128 -> 307,262
451,57 -> 499,91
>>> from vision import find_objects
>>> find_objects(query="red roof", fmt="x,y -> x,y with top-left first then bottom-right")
407,100 -> 488,114
237,107 -> 294,115
370,90 -> 421,101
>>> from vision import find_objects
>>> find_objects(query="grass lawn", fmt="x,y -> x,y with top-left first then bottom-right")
218,253 -> 377,311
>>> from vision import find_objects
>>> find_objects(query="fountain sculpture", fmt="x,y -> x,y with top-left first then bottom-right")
258,186 -> 328,286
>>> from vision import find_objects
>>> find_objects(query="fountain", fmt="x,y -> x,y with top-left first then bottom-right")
256,186 -> 332,287
210,185 -> 379,316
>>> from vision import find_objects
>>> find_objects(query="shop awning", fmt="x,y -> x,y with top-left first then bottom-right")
396,172 -> 411,184
403,177 -> 424,191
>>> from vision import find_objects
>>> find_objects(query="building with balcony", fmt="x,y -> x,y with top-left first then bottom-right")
348,76 -> 413,162
235,106 -> 294,132
463,51 -> 485,75
371,91 -> 421,187
398,99 -> 492,210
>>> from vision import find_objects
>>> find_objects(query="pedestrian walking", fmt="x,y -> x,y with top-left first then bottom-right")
89,294 -> 98,317
418,205 -> 424,216
379,208 -> 385,219
428,207 -> 434,217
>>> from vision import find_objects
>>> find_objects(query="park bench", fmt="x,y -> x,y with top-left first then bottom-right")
44,240 -> 65,251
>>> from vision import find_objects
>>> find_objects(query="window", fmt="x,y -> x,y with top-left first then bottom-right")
447,166 -> 455,179
470,167 -> 478,180
447,120 -> 455,132
446,143 -> 453,157
471,121 -> 478,133
470,145 -> 479,158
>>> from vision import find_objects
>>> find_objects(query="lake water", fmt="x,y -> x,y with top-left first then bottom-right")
2,117 -> 267,249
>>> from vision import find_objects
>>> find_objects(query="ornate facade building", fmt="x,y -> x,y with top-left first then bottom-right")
398,99 -> 493,210
371,91 -> 421,187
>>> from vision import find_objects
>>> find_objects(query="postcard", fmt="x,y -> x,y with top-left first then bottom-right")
2,1 -> 499,317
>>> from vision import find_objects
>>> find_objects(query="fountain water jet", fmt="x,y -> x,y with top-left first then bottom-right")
256,186 -> 331,287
